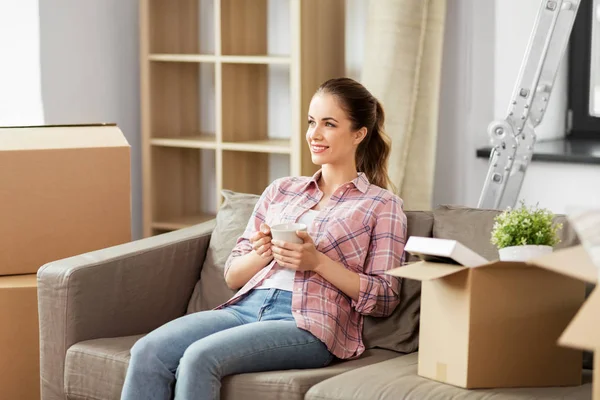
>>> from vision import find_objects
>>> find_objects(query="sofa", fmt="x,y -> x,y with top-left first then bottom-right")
37,191 -> 595,400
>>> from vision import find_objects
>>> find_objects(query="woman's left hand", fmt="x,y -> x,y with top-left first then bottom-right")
271,231 -> 322,272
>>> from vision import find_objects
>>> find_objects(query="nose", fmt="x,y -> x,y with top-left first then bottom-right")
308,125 -> 323,141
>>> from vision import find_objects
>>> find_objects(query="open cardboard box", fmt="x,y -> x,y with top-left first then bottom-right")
559,286 -> 599,399
387,242 -> 597,390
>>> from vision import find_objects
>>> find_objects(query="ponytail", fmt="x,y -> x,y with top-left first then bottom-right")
355,100 -> 394,191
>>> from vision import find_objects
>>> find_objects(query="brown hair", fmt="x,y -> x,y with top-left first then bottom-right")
316,77 -> 394,190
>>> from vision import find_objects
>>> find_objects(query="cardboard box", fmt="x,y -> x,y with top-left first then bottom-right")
559,287 -> 599,399
0,274 -> 40,400
387,244 -> 595,389
0,124 -> 131,276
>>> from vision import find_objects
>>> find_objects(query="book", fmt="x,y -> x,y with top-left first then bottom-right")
405,236 -> 489,267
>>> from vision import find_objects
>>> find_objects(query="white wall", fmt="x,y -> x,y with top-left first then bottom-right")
495,0 -> 568,141
432,0 -> 600,213
433,0 -> 496,207
39,0 -> 142,239
0,0 -> 44,126
36,0 -> 597,240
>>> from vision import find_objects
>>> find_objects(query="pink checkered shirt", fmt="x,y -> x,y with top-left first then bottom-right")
217,170 -> 407,359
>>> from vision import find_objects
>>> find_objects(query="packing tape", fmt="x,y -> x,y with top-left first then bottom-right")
436,362 -> 447,382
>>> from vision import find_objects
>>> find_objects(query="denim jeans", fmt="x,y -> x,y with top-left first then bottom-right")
120,288 -> 334,400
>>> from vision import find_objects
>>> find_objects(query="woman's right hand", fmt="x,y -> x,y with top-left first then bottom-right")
250,223 -> 273,258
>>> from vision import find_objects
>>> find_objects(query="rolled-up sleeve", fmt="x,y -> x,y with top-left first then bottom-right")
223,180 -> 278,277
352,195 -> 407,316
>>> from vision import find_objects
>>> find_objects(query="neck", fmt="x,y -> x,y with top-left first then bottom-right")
319,164 -> 358,194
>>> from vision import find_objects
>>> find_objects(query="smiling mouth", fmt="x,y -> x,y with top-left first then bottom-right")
311,144 -> 329,153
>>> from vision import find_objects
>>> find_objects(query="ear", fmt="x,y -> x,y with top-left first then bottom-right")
353,127 -> 368,146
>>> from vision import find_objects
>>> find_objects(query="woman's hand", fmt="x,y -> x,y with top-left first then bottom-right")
249,223 -> 273,258
271,231 -> 322,272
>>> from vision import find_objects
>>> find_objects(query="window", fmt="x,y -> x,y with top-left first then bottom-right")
568,0 -> 600,138
0,0 -> 44,126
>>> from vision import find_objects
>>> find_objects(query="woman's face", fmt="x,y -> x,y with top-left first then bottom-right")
306,93 -> 366,167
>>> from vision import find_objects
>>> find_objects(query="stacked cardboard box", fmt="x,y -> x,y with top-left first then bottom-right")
0,124 -> 131,400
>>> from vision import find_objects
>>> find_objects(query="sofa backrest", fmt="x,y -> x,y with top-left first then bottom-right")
186,191 -> 581,356
432,205 -> 580,260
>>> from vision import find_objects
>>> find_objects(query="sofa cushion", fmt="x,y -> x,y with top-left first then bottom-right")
187,190 -> 260,313
361,211 -> 432,353
64,335 -> 142,400
64,335 -> 398,400
305,352 -> 593,400
433,205 -> 580,261
221,348 -> 399,400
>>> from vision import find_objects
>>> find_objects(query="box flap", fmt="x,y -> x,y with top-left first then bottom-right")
386,261 -> 466,281
0,125 -> 129,150
559,288 -> 600,352
529,245 -> 598,284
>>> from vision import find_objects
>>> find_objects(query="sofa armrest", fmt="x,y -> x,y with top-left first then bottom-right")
37,220 -> 215,400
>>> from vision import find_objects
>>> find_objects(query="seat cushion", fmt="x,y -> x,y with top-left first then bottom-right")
306,353 -> 593,400
64,335 -> 399,400
64,335 -> 142,400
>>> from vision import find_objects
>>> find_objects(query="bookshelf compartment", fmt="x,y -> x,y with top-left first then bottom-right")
221,151 -> 291,196
151,147 -> 216,233
148,0 -> 215,55
221,63 -> 291,151
222,151 -> 270,195
150,62 -> 216,143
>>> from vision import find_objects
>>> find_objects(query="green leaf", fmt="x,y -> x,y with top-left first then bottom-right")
490,200 -> 562,249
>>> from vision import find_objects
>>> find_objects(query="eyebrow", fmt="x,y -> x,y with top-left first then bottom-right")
308,115 -> 339,123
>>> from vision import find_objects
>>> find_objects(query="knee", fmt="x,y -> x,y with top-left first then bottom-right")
129,335 -> 163,365
178,341 -> 219,376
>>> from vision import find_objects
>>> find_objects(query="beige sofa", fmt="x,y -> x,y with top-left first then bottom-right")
37,191 -> 594,400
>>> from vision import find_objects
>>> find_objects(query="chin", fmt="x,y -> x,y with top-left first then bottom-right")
310,154 -> 328,166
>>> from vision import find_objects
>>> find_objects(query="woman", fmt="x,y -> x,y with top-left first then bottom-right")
121,77 -> 407,400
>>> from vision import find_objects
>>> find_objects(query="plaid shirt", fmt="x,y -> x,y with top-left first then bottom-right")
217,170 -> 407,359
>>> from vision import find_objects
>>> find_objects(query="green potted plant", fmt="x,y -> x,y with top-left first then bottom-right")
491,201 -> 563,261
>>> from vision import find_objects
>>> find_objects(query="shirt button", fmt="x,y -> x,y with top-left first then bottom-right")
295,309 -> 301,313
338,191 -> 343,195
296,287 -> 301,292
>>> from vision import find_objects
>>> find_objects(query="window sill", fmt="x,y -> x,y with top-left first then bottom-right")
475,137 -> 600,165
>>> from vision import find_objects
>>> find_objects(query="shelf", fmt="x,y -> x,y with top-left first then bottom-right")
152,213 -> 216,231
141,0 -> 346,237
148,54 -> 290,65
151,134 -> 217,149
149,54 -> 217,63
221,55 -> 290,65
221,139 -> 290,154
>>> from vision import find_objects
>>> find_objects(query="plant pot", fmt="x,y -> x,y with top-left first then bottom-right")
498,245 -> 553,262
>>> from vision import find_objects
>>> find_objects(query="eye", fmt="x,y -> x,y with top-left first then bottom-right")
326,122 -> 336,127
308,120 -> 315,126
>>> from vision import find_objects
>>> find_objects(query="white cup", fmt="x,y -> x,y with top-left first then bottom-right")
270,223 -> 307,244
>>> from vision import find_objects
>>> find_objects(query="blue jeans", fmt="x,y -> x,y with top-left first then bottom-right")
120,288 -> 334,400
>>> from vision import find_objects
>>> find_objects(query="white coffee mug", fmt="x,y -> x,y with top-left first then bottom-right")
270,223 -> 307,244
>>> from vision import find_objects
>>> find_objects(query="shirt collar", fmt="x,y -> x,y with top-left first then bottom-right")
304,169 -> 370,194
